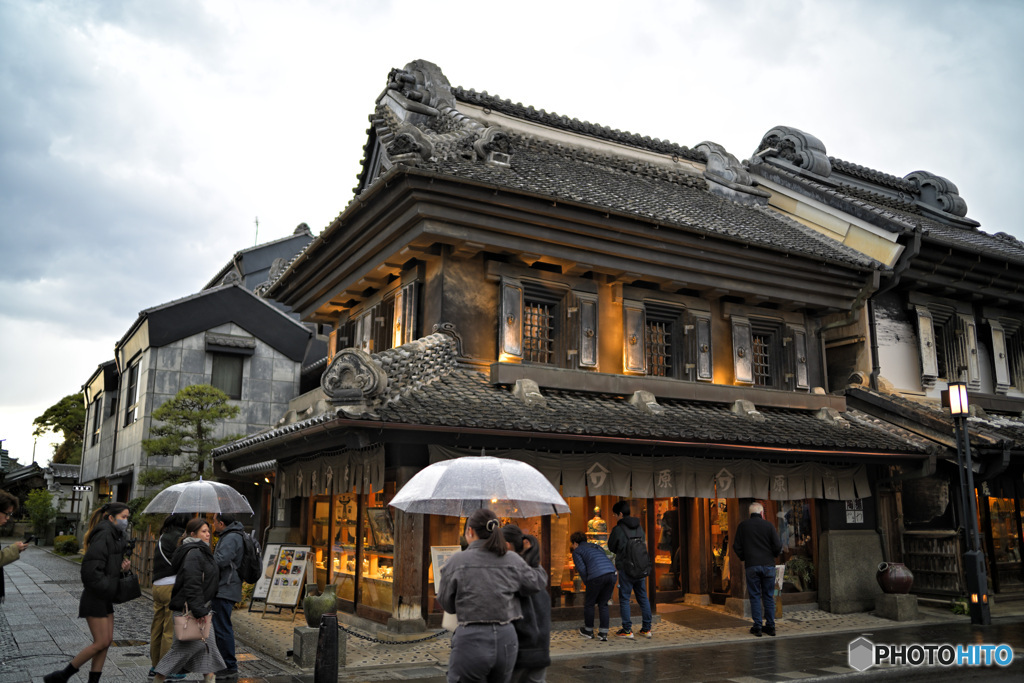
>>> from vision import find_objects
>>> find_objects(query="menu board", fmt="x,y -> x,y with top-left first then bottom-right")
251,543 -> 283,601
266,545 -> 312,607
430,545 -> 463,594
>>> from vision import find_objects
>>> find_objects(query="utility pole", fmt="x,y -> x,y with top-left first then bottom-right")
254,216 -> 259,246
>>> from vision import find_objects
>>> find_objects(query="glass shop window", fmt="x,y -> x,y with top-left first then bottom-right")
988,496 -> 1022,565
357,485 -> 395,612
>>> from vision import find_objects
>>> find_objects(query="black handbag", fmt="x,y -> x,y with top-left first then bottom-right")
113,571 -> 142,604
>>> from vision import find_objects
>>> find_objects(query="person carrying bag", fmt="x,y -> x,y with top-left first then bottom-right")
151,518 -> 224,683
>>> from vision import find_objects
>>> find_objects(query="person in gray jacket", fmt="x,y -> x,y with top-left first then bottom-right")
438,509 -> 548,683
211,514 -> 245,681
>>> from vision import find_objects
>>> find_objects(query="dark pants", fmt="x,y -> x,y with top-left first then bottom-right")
448,623 -> 518,683
212,597 -> 236,672
745,565 -> 776,629
582,572 -> 616,632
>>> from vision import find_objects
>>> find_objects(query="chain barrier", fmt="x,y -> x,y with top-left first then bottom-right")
337,624 -> 450,645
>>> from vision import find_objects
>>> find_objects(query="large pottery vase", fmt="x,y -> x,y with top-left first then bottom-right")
876,562 -> 914,594
302,584 -> 338,628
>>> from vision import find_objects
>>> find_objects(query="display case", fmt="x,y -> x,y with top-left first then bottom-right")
358,491 -> 394,611
986,496 -> 1023,591
332,494 -> 358,603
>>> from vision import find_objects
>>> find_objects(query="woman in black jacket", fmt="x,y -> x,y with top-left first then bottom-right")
152,517 -> 224,683
502,524 -> 551,683
44,502 -> 132,683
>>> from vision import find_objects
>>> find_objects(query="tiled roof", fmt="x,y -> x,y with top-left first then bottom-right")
216,333 -> 932,459
408,137 -> 879,269
451,87 -> 706,163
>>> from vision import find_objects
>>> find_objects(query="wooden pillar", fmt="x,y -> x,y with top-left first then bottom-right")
389,465 -> 426,632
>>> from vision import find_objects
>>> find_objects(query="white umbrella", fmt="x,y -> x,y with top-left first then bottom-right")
142,478 -> 254,515
388,456 -> 569,518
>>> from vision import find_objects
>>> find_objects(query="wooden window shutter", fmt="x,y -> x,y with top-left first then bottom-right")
989,320 -> 1010,394
784,325 -> 810,391
623,300 -> 646,374
957,314 -> 981,389
500,277 -> 524,359
684,311 -> 713,382
914,305 -> 938,388
574,292 -> 599,368
397,281 -> 418,345
732,315 -> 754,385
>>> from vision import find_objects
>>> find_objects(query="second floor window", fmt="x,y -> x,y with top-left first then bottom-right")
623,296 -> 712,381
123,360 -> 140,426
730,310 -> 808,391
751,325 -> 780,387
91,397 -> 102,446
211,353 -> 244,400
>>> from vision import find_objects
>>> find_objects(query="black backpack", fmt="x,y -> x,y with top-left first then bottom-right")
226,529 -> 262,584
621,533 -> 652,580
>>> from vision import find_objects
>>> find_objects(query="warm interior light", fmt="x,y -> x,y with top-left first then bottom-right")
254,481 -> 259,486
948,382 -> 969,416
491,497 -> 498,504
970,593 -> 979,604
982,593 -> 988,604
265,476 -> 271,483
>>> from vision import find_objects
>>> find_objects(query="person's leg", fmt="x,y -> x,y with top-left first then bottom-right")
211,598 -> 237,673
150,584 -> 173,667
635,577 -> 652,633
581,583 -> 597,630
595,573 -> 615,635
489,623 -> 518,683
617,575 -> 634,634
760,566 -> 776,631
745,565 -> 763,633
447,626 -> 491,683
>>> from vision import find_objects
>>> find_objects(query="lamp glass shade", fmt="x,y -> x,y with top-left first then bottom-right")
948,382 -> 969,416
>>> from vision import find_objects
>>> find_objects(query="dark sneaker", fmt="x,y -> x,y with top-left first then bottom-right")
578,626 -> 594,639
638,628 -> 652,639
763,625 -> 776,637
615,627 -> 634,639
597,631 -> 608,642
750,626 -> 762,637
148,669 -> 156,678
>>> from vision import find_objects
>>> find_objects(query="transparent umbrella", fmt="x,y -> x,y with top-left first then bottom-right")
388,456 -> 569,518
142,478 -> 254,515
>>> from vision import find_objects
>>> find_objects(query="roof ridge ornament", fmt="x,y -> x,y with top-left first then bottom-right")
695,141 -> 770,206
903,170 -> 968,218
730,399 -> 765,422
513,379 -> 547,408
752,126 -> 832,177
629,390 -> 665,415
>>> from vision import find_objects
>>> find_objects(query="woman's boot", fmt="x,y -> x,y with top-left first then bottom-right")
42,663 -> 78,683
87,673 -> 102,683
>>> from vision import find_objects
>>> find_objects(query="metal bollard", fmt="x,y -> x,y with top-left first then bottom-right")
314,613 -> 339,683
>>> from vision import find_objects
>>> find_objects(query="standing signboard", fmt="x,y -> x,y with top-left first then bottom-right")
264,545 -> 312,616
248,543 -> 283,611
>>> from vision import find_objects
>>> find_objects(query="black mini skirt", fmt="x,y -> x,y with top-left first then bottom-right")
78,590 -> 113,618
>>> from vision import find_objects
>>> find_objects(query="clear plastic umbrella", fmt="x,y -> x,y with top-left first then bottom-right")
388,456 -> 569,518
142,478 -> 254,515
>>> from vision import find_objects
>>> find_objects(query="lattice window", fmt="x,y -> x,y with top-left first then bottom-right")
752,332 -> 774,387
1008,329 -> 1024,390
934,321 -> 950,380
523,302 -> 555,363
645,321 -> 671,377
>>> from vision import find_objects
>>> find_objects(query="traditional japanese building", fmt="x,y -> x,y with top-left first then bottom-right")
214,60 -> 934,631
747,125 -> 1024,599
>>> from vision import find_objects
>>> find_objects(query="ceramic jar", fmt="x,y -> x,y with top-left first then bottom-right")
302,583 -> 338,627
876,562 -> 914,594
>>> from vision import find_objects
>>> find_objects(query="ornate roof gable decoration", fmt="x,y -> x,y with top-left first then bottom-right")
903,170 -> 968,218
695,141 -> 770,206
321,331 -> 460,418
375,60 -> 515,171
751,125 -> 832,178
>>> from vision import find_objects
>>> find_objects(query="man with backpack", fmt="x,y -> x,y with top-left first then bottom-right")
607,500 -> 652,639
212,513 -> 247,681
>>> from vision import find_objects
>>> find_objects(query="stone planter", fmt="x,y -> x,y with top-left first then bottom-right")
876,562 -> 914,594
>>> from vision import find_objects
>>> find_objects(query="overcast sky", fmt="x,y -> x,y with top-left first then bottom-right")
2,0 -> 1022,466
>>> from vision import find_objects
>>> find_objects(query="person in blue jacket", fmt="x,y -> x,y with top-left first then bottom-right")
570,531 -> 617,641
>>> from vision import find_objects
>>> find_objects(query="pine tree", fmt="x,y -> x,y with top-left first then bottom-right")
140,384 -> 242,488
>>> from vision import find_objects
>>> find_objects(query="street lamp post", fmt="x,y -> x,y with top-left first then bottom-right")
946,381 -> 991,625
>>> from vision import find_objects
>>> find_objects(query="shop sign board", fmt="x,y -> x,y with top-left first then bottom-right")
266,545 -> 312,607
